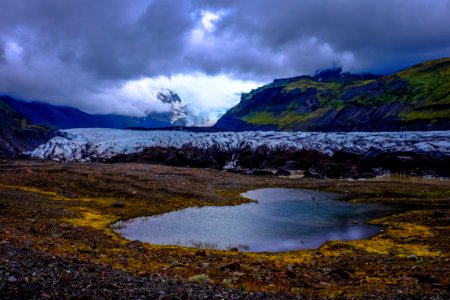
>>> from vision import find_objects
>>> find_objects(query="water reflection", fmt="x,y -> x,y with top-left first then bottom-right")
114,188 -> 394,252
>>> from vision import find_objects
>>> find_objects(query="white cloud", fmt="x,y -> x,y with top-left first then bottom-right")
113,73 -> 261,114
190,10 -> 224,43
201,10 -> 222,32
4,41 -> 24,63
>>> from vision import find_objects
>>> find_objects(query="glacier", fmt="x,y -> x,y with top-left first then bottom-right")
28,128 -> 450,162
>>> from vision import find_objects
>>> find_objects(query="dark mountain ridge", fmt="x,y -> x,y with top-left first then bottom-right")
215,58 -> 450,131
0,100 -> 54,157
0,90 -> 192,157
0,89 -> 188,130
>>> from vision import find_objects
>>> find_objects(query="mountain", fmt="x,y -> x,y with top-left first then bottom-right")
156,89 -> 189,125
0,100 -> 54,157
0,89 -> 190,130
215,58 -> 450,131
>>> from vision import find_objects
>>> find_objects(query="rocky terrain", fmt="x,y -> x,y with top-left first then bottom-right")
215,58 -> 450,131
0,100 -> 54,157
0,159 -> 449,299
1,242 -> 279,299
28,128 -> 450,178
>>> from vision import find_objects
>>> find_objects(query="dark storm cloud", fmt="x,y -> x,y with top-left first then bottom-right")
0,41 -> 5,64
77,0 -> 195,78
195,0 -> 450,75
0,0 -> 449,114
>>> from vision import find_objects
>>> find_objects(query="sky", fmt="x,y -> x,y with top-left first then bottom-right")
1,0 -> 450,118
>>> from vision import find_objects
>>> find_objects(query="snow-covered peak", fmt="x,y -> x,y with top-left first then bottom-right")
157,89 -> 182,104
147,89 -> 189,125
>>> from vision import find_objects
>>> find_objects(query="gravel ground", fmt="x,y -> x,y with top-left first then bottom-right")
1,159 -> 449,299
0,242 -> 301,300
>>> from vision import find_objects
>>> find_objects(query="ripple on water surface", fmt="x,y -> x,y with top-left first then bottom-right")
114,188 -> 395,252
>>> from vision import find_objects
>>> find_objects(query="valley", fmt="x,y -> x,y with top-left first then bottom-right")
0,58 -> 449,298
2,2 -> 450,298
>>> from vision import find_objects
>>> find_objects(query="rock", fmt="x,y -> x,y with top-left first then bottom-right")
432,210 -> 446,218
111,201 -> 125,208
285,269 -> 296,279
304,168 -> 323,179
127,240 -> 143,249
329,269 -> 352,280
220,261 -> 241,272
243,169 -> 273,176
397,276 -> 412,282
275,168 -> 291,176
195,249 -> 207,257
202,263 -> 210,269
7,276 -> 17,283
407,254 -> 419,261
413,272 -> 437,284
318,281 -> 331,288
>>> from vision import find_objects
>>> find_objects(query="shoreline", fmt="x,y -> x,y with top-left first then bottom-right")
1,159 -> 449,298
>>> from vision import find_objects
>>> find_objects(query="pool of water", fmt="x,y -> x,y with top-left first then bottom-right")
114,188 -> 394,252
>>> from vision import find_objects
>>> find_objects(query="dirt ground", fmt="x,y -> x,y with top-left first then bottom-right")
1,159 -> 449,299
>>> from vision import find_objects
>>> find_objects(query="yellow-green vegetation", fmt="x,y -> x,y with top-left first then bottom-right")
0,160 -> 449,297
242,107 -> 336,129
397,57 -> 450,104
0,101 -> 16,115
18,118 -> 50,131
405,109 -> 450,122
279,107 -> 336,129
242,111 -> 277,125
224,57 -> 450,130
284,79 -> 341,92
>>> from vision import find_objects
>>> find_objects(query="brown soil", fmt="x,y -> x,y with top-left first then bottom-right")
1,159 -> 449,299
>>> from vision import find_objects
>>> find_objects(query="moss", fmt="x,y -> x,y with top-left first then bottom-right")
226,57 -> 450,130
19,118 -> 50,131
1,161 -> 449,297
279,107 -> 333,129
242,111 -> 277,125
0,101 -> 17,115
284,79 -> 341,92
188,273 -> 211,283
404,109 -> 450,122
65,208 -> 116,231
0,185 -> 72,201
397,57 -> 450,104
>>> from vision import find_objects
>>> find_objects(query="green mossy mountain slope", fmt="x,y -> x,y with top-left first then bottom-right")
215,58 -> 450,131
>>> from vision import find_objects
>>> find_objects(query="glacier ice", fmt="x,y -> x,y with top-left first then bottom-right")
29,128 -> 450,162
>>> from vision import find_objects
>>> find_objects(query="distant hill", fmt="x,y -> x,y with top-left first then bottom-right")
215,58 -> 450,131
0,99 -> 54,157
0,89 -> 190,130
